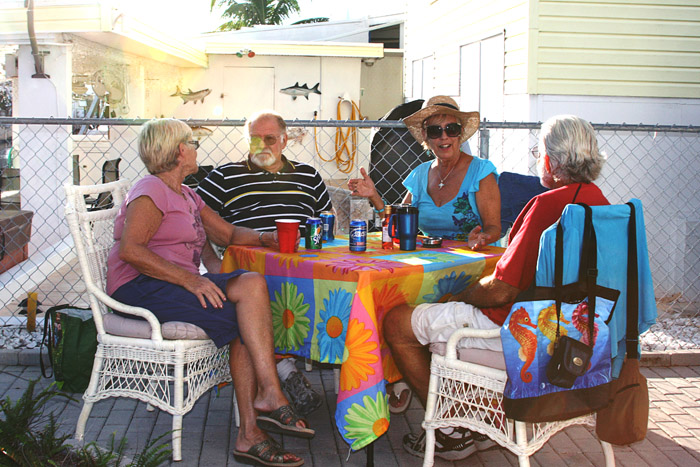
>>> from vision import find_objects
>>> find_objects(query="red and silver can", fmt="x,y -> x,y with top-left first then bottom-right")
349,219 -> 367,252
320,211 -> 335,241
305,217 -> 323,250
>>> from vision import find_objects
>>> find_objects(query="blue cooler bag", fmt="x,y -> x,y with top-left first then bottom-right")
501,204 -> 619,422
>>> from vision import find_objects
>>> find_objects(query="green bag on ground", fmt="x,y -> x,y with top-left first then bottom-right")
40,304 -> 96,393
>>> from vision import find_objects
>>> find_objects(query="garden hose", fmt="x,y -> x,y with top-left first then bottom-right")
314,97 -> 363,174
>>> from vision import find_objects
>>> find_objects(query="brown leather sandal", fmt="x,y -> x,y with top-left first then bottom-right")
256,404 -> 315,439
233,438 -> 303,467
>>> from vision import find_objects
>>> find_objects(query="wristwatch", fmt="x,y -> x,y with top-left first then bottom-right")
258,231 -> 265,245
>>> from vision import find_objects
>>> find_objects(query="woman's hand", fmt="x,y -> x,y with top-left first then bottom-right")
184,274 -> 227,309
467,225 -> 491,251
349,167 -> 387,214
349,168 -> 380,199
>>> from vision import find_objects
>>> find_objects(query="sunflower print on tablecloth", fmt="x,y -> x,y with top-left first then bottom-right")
422,270 -> 474,303
316,288 -> 353,364
340,318 -> 379,392
271,282 -> 310,352
343,391 -> 390,449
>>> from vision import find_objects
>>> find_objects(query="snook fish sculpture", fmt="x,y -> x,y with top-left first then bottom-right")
279,82 -> 321,100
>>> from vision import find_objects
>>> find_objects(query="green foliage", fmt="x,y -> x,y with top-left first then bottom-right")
291,17 -> 329,25
0,378 -> 171,466
211,0 -> 301,31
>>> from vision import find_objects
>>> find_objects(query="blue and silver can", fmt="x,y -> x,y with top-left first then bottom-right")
320,211 -> 335,241
349,219 -> 367,252
305,217 -> 323,250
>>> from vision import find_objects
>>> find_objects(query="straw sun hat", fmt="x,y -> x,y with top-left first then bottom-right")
402,96 -> 480,146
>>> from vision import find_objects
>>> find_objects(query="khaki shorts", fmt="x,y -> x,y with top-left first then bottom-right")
411,301 -> 503,352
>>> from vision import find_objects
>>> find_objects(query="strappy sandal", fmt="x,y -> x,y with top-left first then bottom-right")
257,404 -> 315,439
388,381 -> 413,414
233,438 -> 303,467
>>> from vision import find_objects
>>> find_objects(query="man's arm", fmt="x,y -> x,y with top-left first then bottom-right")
454,273 -> 521,308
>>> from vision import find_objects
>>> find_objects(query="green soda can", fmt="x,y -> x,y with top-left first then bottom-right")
305,217 -> 323,250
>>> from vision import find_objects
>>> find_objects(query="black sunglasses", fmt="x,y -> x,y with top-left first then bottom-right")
187,140 -> 200,149
425,123 -> 462,139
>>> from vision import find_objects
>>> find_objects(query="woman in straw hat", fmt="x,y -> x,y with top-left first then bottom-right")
349,96 -> 502,414
349,95 -> 501,250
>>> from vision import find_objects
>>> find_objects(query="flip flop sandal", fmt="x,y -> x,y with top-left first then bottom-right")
257,404 -> 315,439
388,381 -> 413,414
233,439 -> 303,467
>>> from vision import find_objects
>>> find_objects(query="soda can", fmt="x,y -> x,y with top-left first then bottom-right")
349,219 -> 367,252
320,211 -> 335,241
305,217 -> 323,250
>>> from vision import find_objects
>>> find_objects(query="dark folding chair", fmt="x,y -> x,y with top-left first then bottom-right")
85,158 -> 121,211
498,171 -> 548,240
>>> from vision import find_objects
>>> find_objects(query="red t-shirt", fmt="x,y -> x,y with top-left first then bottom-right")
480,183 -> 609,325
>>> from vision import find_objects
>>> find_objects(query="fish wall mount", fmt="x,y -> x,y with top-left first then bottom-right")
171,86 -> 212,104
279,82 -> 321,101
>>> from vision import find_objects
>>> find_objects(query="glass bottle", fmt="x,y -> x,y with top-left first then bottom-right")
382,204 -> 394,250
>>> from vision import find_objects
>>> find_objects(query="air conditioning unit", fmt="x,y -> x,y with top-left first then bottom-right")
4,54 -> 18,78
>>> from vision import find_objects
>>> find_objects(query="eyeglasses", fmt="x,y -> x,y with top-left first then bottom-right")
425,123 -> 462,139
187,140 -> 200,149
250,135 -> 282,146
530,145 -> 539,158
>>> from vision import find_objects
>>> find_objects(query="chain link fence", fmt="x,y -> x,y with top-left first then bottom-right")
0,117 -> 698,352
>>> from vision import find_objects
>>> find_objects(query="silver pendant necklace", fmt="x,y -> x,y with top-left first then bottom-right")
437,163 -> 457,189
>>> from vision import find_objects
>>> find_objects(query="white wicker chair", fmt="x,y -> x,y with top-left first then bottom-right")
64,180 -> 237,462
422,327 -> 615,467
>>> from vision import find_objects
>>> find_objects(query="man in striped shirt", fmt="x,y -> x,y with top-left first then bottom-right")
196,109 -> 330,416
196,110 -> 332,237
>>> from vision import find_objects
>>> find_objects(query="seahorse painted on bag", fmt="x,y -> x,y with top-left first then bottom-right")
537,304 -> 570,355
509,307 -> 537,383
572,301 -> 599,346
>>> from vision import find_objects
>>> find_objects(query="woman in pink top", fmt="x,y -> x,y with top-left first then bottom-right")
107,119 -> 310,466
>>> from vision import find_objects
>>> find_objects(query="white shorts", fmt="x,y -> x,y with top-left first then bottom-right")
411,301 -> 503,352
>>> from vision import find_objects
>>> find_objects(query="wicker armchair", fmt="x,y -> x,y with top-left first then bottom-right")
422,327 -> 615,467
64,180 -> 236,462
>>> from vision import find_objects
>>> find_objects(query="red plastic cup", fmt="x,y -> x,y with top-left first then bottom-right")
275,219 -> 300,253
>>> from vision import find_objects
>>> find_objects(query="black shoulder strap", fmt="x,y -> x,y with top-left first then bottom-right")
571,183 -> 583,203
554,203 -> 597,347
626,202 -> 640,359
579,204 -> 597,347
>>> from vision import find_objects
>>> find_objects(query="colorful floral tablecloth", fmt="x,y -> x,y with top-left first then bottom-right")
221,232 -> 503,450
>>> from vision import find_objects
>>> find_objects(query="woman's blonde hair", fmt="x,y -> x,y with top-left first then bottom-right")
138,119 -> 192,175
540,115 -> 606,184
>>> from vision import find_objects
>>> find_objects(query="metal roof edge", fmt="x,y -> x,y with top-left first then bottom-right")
205,40 -> 384,58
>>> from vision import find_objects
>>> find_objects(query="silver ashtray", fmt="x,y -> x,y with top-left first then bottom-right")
422,236 -> 443,248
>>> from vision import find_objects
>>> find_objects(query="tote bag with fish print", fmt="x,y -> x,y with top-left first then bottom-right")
501,204 -> 619,423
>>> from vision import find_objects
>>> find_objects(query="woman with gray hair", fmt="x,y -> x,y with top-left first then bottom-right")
107,119 -> 312,466
389,114 -> 610,461
536,114 -> 605,186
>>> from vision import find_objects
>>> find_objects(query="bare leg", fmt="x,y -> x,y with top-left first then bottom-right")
230,339 -> 303,465
229,338 -> 267,452
226,272 -> 308,425
383,304 -> 432,407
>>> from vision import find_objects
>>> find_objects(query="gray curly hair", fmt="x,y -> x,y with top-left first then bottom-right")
540,115 -> 606,184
